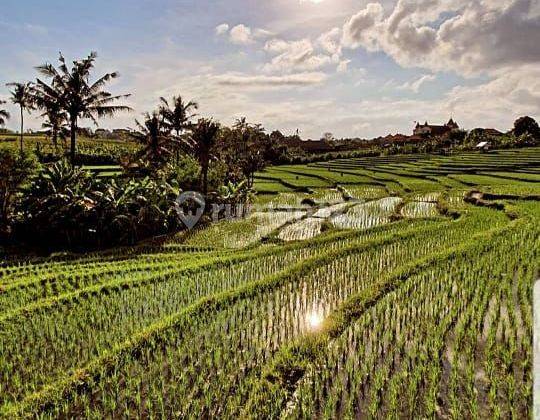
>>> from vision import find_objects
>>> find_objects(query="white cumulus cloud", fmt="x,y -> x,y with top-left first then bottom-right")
341,0 -> 540,76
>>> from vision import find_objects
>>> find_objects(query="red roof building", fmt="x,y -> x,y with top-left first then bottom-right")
414,118 -> 459,137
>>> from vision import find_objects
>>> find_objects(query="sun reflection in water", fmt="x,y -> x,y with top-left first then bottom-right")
307,311 -> 324,331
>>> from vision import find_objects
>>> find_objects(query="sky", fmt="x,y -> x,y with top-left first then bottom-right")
1,0 -> 539,139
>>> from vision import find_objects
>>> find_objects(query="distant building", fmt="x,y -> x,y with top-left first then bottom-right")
476,141 -> 491,151
414,118 -> 459,137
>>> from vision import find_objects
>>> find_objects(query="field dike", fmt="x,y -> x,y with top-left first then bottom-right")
240,219 -> 524,419
0,221 -> 449,417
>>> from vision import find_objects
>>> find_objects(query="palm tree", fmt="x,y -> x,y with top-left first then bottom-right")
159,95 -> 198,136
159,96 -> 199,164
6,82 -> 34,153
232,117 -> 266,187
35,52 -> 131,164
187,118 -> 220,194
32,87 -> 68,152
41,107 -> 69,152
0,100 -> 9,126
130,111 -> 176,166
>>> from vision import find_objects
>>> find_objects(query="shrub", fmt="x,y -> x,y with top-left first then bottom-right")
14,160 -> 181,249
0,149 -> 39,237
169,155 -> 201,191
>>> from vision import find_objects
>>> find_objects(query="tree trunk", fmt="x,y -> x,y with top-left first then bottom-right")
52,127 -> 58,153
70,117 -> 77,166
201,159 -> 209,195
176,129 -> 180,165
19,106 -> 24,155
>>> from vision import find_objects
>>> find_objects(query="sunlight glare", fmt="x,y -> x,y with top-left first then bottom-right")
307,311 -> 324,330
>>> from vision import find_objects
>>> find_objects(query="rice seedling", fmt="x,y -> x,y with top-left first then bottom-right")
331,197 -> 402,230
401,201 -> 439,218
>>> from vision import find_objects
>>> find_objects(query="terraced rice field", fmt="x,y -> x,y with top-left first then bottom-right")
1,147 -> 539,418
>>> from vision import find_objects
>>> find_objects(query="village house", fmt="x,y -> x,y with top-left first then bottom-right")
414,118 -> 459,137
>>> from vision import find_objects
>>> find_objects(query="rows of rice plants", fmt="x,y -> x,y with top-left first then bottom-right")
1,147 -> 538,418
282,221 -> 538,419
241,214 -> 537,418
254,192 -> 308,208
331,197 -> 403,230
184,210 -> 306,248
311,188 -> 345,204
259,168 -> 331,189
278,217 -> 324,241
2,205 -> 510,416
341,185 -> 388,200
1,218 -> 460,409
253,179 -> 294,193
401,201 -> 439,218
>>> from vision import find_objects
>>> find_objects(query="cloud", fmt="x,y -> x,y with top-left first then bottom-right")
317,27 -> 342,55
213,72 -> 328,87
262,38 -> 339,73
342,3 -> 384,50
229,24 -> 254,45
341,0 -> 540,76
397,74 -> 436,92
216,23 -> 273,45
443,64 -> 540,128
215,23 -> 229,36
337,59 -> 351,73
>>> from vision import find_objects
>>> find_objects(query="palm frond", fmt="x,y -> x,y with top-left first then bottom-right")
88,72 -> 119,93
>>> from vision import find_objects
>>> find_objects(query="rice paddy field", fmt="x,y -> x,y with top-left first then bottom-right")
1,147 -> 540,418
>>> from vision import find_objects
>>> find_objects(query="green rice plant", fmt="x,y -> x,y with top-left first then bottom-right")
331,197 -> 403,230
184,210 -> 306,248
401,201 -> 439,218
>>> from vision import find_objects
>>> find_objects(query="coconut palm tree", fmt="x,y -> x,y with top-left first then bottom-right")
126,110 -> 184,172
6,82 -> 34,153
35,52 -> 131,164
32,87 -> 69,152
159,96 -> 199,164
159,95 -> 198,136
130,111 -> 177,167
0,100 -> 9,126
187,118 -> 220,194
41,107 -> 69,152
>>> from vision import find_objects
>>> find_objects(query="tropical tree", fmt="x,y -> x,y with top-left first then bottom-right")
188,118 -> 220,194
35,51 -> 131,164
130,111 -> 176,167
514,116 -> 540,138
0,100 -> 9,126
40,106 -> 69,152
0,148 -> 38,235
159,95 -> 198,136
231,117 -> 267,187
6,82 -> 34,153
31,87 -> 69,152
159,95 -> 199,164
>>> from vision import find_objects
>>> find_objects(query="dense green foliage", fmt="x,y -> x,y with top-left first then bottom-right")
0,149 -> 39,235
13,161 -> 180,249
